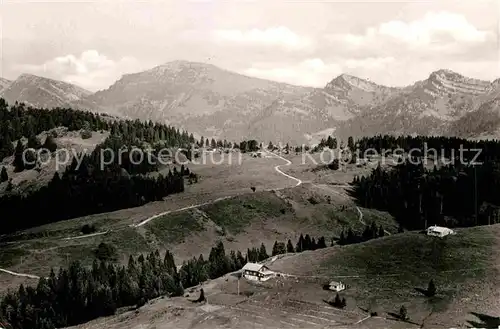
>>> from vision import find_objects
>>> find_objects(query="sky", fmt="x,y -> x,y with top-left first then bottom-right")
0,0 -> 499,91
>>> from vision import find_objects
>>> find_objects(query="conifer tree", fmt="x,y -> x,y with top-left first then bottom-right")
42,135 -> 57,153
427,279 -> 436,297
296,234 -> 305,252
0,166 -> 8,183
286,239 -> 294,253
399,305 -> 408,321
317,236 -> 327,249
334,293 -> 341,307
272,241 -> 279,256
27,135 -> 42,150
258,243 -> 268,261
13,140 -> 25,172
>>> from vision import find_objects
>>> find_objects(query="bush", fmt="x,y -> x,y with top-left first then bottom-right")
136,297 -> 146,309
328,159 -> 339,170
307,197 -> 319,205
427,279 -> 437,296
43,136 -> 58,153
81,224 -> 97,235
399,305 -> 408,321
94,242 -> 117,262
81,130 -> 93,139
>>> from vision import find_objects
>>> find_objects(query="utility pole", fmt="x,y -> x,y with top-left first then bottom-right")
474,165 -> 478,226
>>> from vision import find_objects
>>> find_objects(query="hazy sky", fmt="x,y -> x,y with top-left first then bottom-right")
1,0 -> 499,91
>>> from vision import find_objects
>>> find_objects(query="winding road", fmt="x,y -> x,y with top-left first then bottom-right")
269,151 -> 302,187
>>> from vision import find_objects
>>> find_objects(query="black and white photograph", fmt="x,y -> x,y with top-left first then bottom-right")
0,0 -> 499,328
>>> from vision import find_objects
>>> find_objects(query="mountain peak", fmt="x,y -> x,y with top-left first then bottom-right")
423,69 -> 490,97
0,77 -> 11,91
17,73 -> 41,81
325,73 -> 384,93
428,69 -> 465,81
0,73 -> 91,108
152,60 -> 217,72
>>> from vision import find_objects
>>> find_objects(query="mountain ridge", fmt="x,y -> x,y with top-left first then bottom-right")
0,73 -> 91,109
3,62 -> 499,142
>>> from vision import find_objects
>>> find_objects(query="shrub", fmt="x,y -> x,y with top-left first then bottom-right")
427,279 -> 437,296
136,297 -> 146,309
328,159 -> 339,170
81,130 -> 93,139
43,136 -> 58,153
399,305 -> 408,321
307,197 -> 319,205
81,224 -> 97,235
94,242 -> 117,262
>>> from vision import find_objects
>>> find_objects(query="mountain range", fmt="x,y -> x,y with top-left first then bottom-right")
2,61 -> 500,143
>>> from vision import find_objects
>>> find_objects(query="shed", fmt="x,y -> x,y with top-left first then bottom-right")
328,281 -> 345,292
426,225 -> 455,238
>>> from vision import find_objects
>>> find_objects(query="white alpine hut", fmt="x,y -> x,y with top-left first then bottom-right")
426,225 -> 455,238
241,263 -> 274,282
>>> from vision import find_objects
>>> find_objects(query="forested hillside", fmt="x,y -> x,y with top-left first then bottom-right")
351,135 -> 500,230
0,233 -> 328,329
0,99 -> 197,233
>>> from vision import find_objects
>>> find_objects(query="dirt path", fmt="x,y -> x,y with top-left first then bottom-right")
0,268 -> 40,279
135,152 -> 302,228
63,230 -> 109,241
312,183 -> 392,235
63,152 -> 303,240
133,196 -> 233,228
312,183 -> 366,225
268,151 -> 302,187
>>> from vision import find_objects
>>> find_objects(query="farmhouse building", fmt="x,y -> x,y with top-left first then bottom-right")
241,263 -> 274,281
426,225 -> 455,238
328,281 -> 346,292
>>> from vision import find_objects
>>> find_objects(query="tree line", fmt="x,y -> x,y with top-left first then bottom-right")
0,99 -> 202,234
0,99 -> 196,162
0,152 -> 189,234
350,135 -> 500,230
0,250 -> 183,329
0,237 -> 307,329
355,134 -> 500,163
337,222 -> 388,245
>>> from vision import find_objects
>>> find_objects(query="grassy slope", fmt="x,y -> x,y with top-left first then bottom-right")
0,149 -> 397,296
63,225 -> 500,329
0,185 -> 395,291
269,224 -> 500,328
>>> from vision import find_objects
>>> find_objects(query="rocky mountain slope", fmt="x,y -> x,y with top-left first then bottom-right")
70,61 -> 314,140
0,74 -> 91,109
0,78 -> 11,91
72,61 -> 406,143
335,69 -> 498,139
3,62 -> 500,142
